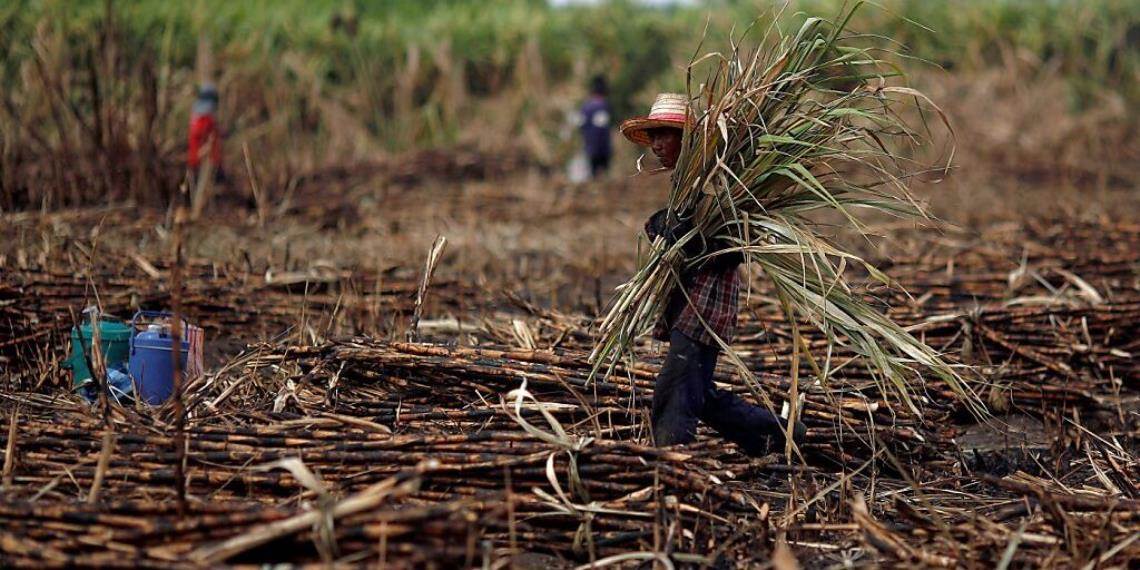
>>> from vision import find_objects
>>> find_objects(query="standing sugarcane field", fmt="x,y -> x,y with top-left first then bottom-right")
2,0 -> 1139,567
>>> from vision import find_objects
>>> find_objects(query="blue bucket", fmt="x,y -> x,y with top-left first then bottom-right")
128,311 -> 190,405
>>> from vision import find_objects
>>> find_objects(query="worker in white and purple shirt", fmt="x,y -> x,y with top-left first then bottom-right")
579,75 -> 613,178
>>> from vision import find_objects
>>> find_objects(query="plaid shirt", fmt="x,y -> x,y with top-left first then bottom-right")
653,265 -> 740,347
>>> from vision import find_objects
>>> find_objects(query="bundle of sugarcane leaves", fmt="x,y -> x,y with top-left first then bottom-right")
592,4 -> 984,419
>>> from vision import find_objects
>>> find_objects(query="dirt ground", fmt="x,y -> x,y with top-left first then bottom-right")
1,146 -> 1138,567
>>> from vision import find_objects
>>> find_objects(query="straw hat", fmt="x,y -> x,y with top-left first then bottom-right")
620,93 -> 691,147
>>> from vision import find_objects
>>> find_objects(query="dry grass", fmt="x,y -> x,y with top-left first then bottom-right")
0,202 -> 1136,566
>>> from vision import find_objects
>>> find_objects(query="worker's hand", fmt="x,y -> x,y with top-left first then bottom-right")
648,209 -> 745,272
645,209 -> 669,241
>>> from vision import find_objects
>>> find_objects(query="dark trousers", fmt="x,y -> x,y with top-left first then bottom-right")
652,330 -> 787,456
588,153 -> 610,177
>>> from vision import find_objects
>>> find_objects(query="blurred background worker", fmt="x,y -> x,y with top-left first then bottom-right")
579,75 -> 613,178
187,83 -> 223,181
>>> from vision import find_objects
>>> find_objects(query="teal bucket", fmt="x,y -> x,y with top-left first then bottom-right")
64,319 -> 132,388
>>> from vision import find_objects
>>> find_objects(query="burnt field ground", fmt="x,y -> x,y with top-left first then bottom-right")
1,148 -> 1139,568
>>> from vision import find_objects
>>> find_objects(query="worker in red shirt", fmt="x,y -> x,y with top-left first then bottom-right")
188,84 -> 223,180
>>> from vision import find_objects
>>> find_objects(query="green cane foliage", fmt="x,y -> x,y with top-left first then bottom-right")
591,3 -> 984,418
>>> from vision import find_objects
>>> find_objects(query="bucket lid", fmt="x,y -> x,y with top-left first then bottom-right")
133,330 -> 190,350
73,320 -> 132,341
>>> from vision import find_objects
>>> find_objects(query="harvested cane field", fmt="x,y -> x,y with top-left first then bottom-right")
2,160 -> 1138,568
2,1 -> 1140,569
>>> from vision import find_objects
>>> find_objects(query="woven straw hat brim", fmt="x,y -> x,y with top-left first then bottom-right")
619,116 -> 688,147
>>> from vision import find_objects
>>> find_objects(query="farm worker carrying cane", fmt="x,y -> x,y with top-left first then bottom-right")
188,83 -> 223,181
620,93 -> 806,456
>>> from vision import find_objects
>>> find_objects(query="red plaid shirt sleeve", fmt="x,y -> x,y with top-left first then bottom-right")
653,266 -> 740,346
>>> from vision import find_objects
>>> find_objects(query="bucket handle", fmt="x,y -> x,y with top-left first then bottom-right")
130,311 -> 192,354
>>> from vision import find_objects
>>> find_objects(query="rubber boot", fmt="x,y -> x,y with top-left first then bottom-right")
791,420 -> 808,446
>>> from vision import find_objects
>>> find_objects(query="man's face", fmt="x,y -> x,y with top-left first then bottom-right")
648,127 -> 682,169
